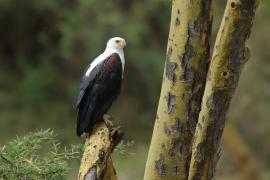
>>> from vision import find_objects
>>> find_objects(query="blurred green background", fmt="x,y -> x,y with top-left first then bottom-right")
0,0 -> 269,179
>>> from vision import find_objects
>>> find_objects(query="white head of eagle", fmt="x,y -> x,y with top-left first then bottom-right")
74,37 -> 127,137
106,37 -> 127,50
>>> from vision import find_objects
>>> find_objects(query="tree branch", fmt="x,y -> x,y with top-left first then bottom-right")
188,0 -> 259,179
77,121 -> 123,180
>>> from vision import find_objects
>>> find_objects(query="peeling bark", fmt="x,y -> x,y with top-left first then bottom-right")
188,0 -> 259,179
77,122 -> 123,180
144,0 -> 213,179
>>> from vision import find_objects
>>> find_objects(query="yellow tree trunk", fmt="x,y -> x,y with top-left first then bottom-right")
188,0 -> 259,179
144,0 -> 213,179
77,122 -> 123,180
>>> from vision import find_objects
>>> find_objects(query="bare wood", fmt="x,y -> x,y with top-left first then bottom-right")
77,122 -> 123,180
101,157 -> 118,180
223,123 -> 261,180
144,0 -> 214,179
188,0 -> 259,179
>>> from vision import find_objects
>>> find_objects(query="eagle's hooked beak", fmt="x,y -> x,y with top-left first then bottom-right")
122,40 -> 127,48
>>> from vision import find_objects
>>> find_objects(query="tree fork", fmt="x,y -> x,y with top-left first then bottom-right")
77,121 -> 123,180
188,0 -> 259,179
144,0 -> 213,179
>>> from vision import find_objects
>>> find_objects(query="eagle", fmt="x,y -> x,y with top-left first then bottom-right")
74,37 -> 126,137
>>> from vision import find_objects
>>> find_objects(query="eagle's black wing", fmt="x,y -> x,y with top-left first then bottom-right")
73,63 -> 97,109
74,53 -> 123,136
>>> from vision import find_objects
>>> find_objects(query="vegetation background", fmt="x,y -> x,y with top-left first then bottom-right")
0,0 -> 269,179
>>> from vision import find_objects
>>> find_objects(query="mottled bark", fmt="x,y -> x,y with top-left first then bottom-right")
188,0 -> 259,179
144,0 -> 213,179
77,122 -> 123,180
223,123 -> 261,180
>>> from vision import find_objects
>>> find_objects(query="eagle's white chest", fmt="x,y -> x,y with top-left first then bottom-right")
85,48 -> 125,77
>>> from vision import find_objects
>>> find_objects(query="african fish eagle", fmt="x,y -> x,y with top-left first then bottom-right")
74,37 -> 126,137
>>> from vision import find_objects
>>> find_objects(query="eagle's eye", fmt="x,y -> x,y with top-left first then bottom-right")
115,40 -> 120,44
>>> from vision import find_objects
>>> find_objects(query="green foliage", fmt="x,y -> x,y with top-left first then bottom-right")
0,129 -> 134,179
114,140 -> 135,156
0,129 -> 82,179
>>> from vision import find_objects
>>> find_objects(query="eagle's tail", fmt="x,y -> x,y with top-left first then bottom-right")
76,94 -> 96,137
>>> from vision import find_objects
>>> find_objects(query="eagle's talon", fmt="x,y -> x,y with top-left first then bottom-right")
103,115 -> 113,127
103,114 -> 111,120
110,126 -> 122,136
81,132 -> 90,139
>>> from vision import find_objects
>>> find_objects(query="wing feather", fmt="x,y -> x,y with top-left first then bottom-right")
73,54 -> 108,109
